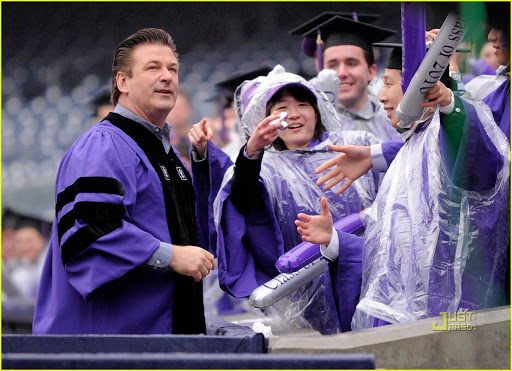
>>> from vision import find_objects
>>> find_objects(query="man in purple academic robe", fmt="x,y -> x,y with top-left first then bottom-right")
33,28 -> 215,335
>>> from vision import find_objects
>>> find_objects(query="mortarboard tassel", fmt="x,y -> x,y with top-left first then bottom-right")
316,29 -> 323,70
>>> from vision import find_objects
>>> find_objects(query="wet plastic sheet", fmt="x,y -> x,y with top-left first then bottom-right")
353,102 -> 510,330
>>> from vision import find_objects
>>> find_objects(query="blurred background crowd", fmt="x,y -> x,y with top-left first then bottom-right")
1,1 -> 500,324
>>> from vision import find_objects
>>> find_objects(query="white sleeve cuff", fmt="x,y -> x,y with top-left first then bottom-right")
191,145 -> 208,162
439,90 -> 455,115
320,227 -> 339,262
370,143 -> 388,172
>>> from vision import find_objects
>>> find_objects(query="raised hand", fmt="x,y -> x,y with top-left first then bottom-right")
295,197 -> 333,245
315,144 -> 372,195
245,113 -> 281,157
421,81 -> 452,109
169,245 -> 215,282
188,118 -> 213,159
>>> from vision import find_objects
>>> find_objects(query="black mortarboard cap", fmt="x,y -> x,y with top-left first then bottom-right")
302,16 -> 397,58
1,208 -> 53,237
485,2 -> 510,33
289,11 -> 381,37
373,42 -> 471,70
90,89 -> 112,112
291,12 -> 383,58
215,66 -> 273,100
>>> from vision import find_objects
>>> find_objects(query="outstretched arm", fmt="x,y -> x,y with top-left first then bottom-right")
295,197 -> 333,245
315,145 -> 372,195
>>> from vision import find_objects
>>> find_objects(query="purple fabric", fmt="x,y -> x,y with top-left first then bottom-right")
483,78 -> 510,141
327,98 -> 509,331
216,179 -> 284,298
381,139 -> 405,168
276,213 -> 364,273
33,122 -> 180,334
301,38 -> 316,58
443,96 -> 504,191
324,231 -> 365,332
354,104 -> 509,329
215,130 -> 380,335
400,2 -> 426,93
192,142 -> 234,256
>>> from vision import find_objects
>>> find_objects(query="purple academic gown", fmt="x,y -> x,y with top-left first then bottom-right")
326,97 -> 509,332
482,78 -> 510,141
33,115 -> 204,334
191,141 -> 234,256
378,77 -> 510,169
214,130 -> 381,334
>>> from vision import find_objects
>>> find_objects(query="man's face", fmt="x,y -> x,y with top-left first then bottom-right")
117,43 -> 179,126
379,68 -> 404,128
488,28 -> 510,67
323,45 -> 377,111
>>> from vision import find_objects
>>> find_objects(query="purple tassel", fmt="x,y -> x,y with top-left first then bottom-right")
401,2 -> 426,93
316,29 -> 323,70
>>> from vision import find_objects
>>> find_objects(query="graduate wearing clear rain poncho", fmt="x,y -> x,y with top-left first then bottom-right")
296,44 -> 510,332
211,65 -> 383,334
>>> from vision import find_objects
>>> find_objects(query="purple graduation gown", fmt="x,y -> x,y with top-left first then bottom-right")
325,98 -> 510,331
482,78 -> 510,141
213,130 -> 382,334
33,115 -> 204,334
191,141 -> 234,256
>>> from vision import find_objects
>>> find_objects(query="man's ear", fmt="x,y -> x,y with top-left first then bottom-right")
368,64 -> 378,82
116,71 -> 129,94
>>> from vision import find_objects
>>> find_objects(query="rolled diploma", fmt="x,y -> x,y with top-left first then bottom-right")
395,12 -> 468,126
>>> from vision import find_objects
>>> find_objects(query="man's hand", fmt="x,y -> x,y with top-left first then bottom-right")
188,118 -> 213,159
245,114 -> 281,156
295,197 -> 333,245
422,81 -> 452,108
169,245 -> 215,282
315,144 -> 372,195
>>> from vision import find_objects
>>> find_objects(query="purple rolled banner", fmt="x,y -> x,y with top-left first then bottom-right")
401,2 -> 426,93
275,213 -> 364,273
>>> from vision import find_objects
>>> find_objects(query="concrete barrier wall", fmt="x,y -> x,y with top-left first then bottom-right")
268,306 -> 510,369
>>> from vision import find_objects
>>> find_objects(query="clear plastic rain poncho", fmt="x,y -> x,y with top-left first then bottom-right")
214,65 -> 383,334
463,64 -> 510,101
352,101 -> 510,330
335,93 -> 402,142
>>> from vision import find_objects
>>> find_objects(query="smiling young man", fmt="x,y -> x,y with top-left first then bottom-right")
33,28 -> 215,335
296,15 -> 401,142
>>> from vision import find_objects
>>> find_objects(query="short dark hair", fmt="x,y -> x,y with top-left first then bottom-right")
363,49 -> 375,68
266,85 -> 324,151
111,28 -> 179,106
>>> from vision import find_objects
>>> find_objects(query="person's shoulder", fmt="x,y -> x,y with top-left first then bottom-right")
67,121 -> 138,160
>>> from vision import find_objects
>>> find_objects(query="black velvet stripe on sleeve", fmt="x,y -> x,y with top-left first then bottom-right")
56,177 -> 125,214
57,202 -> 126,243
61,221 -> 123,265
